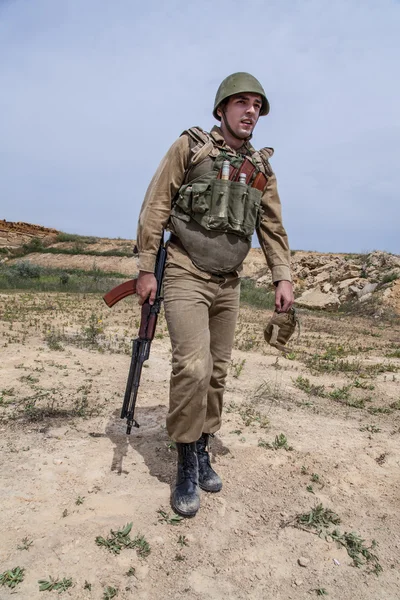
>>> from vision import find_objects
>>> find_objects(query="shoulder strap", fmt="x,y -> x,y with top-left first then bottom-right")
180,127 -> 220,166
251,146 -> 274,178
181,126 -> 210,146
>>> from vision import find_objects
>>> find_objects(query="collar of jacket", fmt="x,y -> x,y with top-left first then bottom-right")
209,126 -> 254,156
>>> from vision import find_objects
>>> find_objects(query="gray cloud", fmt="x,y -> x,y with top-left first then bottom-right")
1,0 -> 399,252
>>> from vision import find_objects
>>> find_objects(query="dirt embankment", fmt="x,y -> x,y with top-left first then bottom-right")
0,220 -> 59,248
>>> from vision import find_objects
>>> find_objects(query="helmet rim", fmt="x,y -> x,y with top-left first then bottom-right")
213,72 -> 270,120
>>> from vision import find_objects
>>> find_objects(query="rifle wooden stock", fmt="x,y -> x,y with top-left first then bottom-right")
103,279 -> 137,308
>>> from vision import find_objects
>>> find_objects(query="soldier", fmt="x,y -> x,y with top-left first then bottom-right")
136,72 -> 294,516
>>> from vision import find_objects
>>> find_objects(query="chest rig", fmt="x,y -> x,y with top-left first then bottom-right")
169,127 -> 274,274
170,127 -> 274,241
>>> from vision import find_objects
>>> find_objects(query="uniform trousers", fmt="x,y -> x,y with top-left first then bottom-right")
163,263 -> 240,443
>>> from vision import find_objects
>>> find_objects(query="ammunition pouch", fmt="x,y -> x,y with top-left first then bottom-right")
173,175 -> 263,240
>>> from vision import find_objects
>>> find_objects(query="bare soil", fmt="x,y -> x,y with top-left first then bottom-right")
1,290 -> 399,600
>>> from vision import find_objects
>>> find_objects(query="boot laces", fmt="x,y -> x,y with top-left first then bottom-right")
180,445 -> 198,484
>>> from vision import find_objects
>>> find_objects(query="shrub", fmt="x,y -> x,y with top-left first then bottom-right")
21,237 -> 45,253
59,272 -> 70,285
380,271 -> 399,285
55,232 -> 98,244
81,313 -> 104,345
240,278 -> 275,309
9,261 -> 43,278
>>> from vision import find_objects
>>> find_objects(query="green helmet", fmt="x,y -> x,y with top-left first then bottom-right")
213,72 -> 270,120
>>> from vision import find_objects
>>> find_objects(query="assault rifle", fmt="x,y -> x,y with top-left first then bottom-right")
103,237 -> 167,434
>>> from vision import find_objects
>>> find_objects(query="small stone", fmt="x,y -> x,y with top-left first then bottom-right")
357,282 -> 378,299
338,277 -> 359,291
298,557 -> 310,567
296,288 -> 340,310
294,579 -> 303,586
359,292 -> 372,303
53,459 -> 63,465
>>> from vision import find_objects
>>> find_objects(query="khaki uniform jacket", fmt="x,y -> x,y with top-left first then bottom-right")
137,126 -> 292,283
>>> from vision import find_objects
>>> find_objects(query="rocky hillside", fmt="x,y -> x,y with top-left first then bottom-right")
254,250 -> 400,313
1,219 -> 399,313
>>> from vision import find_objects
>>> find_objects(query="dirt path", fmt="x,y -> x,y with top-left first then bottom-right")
0,292 -> 399,599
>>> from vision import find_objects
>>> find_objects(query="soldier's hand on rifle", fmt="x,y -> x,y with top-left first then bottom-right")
275,280 -> 294,313
137,271 -> 157,305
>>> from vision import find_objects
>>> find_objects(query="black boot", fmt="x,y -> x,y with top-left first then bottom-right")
196,433 -> 222,493
171,442 -> 200,517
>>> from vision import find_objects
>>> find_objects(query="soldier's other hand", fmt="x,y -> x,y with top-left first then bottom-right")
137,271 -> 157,305
275,280 -> 294,313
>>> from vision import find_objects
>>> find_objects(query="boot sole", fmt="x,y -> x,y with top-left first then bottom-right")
172,505 -> 199,517
199,482 -> 222,493
171,499 -> 199,517
171,493 -> 200,517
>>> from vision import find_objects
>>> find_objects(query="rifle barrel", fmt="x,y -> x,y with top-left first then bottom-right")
115,235 -> 167,434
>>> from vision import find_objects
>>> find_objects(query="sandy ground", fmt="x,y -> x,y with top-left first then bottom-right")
0,291 -> 400,600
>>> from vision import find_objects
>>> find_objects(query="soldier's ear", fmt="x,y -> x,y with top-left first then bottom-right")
216,106 -> 222,118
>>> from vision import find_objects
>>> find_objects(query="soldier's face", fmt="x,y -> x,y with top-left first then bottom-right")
220,93 -> 262,138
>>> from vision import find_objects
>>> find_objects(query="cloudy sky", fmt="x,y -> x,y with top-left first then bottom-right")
1,0 -> 399,253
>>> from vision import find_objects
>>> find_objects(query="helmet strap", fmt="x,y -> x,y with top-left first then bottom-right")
221,108 -> 253,143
